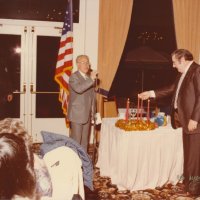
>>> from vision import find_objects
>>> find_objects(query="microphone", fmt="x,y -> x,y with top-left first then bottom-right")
87,68 -> 98,77
88,68 -> 100,87
87,67 -> 93,76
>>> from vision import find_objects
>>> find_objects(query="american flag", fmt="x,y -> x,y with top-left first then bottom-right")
54,0 -> 73,117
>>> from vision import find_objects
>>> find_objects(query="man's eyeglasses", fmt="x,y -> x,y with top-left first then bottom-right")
77,61 -> 90,65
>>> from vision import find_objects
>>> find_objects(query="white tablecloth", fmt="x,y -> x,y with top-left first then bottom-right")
96,118 -> 183,191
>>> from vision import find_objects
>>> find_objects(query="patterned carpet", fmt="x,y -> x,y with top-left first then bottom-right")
86,146 -> 200,200
90,167 -> 200,200
33,143 -> 200,200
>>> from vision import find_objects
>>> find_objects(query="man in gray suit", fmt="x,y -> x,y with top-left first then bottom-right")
139,49 -> 200,195
68,55 -> 98,152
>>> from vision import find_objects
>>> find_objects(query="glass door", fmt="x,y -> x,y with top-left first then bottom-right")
30,25 -> 68,142
0,20 -> 68,142
0,24 -> 26,121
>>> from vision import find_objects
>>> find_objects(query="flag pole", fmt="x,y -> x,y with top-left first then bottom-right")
92,77 -> 99,166
54,0 -> 73,125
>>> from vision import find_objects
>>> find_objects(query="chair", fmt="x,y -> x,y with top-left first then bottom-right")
43,146 -> 85,200
103,96 -> 118,118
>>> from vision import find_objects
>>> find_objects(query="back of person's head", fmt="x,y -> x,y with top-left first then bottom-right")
0,118 -> 31,143
171,49 -> 193,61
0,133 -> 36,199
0,118 -> 34,168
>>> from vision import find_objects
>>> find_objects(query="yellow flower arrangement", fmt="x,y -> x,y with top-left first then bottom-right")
115,119 -> 157,131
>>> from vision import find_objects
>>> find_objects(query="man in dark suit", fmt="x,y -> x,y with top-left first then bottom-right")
139,49 -> 200,195
68,55 -> 97,152
0,59 -> 13,120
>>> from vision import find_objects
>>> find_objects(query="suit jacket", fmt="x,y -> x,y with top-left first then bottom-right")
68,71 -> 96,124
155,62 -> 200,134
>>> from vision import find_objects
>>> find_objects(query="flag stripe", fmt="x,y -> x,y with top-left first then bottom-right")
54,0 -> 73,116
57,50 -> 73,63
55,62 -> 73,74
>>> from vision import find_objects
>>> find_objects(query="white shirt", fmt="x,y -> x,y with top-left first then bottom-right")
149,61 -> 193,109
79,70 -> 88,80
174,61 -> 192,108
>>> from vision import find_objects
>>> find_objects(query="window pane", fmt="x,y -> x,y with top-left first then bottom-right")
0,0 -> 79,23
36,36 -> 64,118
0,34 -> 21,118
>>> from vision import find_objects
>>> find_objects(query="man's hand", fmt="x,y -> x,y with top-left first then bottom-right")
188,119 -> 198,132
7,94 -> 13,102
138,91 -> 151,100
90,70 -> 98,80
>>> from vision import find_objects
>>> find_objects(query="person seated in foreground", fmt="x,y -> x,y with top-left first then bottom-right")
0,118 -> 84,200
0,133 -> 36,199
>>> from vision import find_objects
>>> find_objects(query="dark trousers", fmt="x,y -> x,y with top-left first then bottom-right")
183,132 -> 200,194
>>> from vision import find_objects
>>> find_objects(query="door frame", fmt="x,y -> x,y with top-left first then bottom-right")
0,19 -> 70,142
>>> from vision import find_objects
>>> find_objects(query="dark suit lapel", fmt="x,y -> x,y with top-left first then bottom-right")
171,73 -> 182,105
178,63 -> 195,95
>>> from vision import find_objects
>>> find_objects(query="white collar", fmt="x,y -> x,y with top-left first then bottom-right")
79,70 -> 87,79
183,61 -> 193,75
